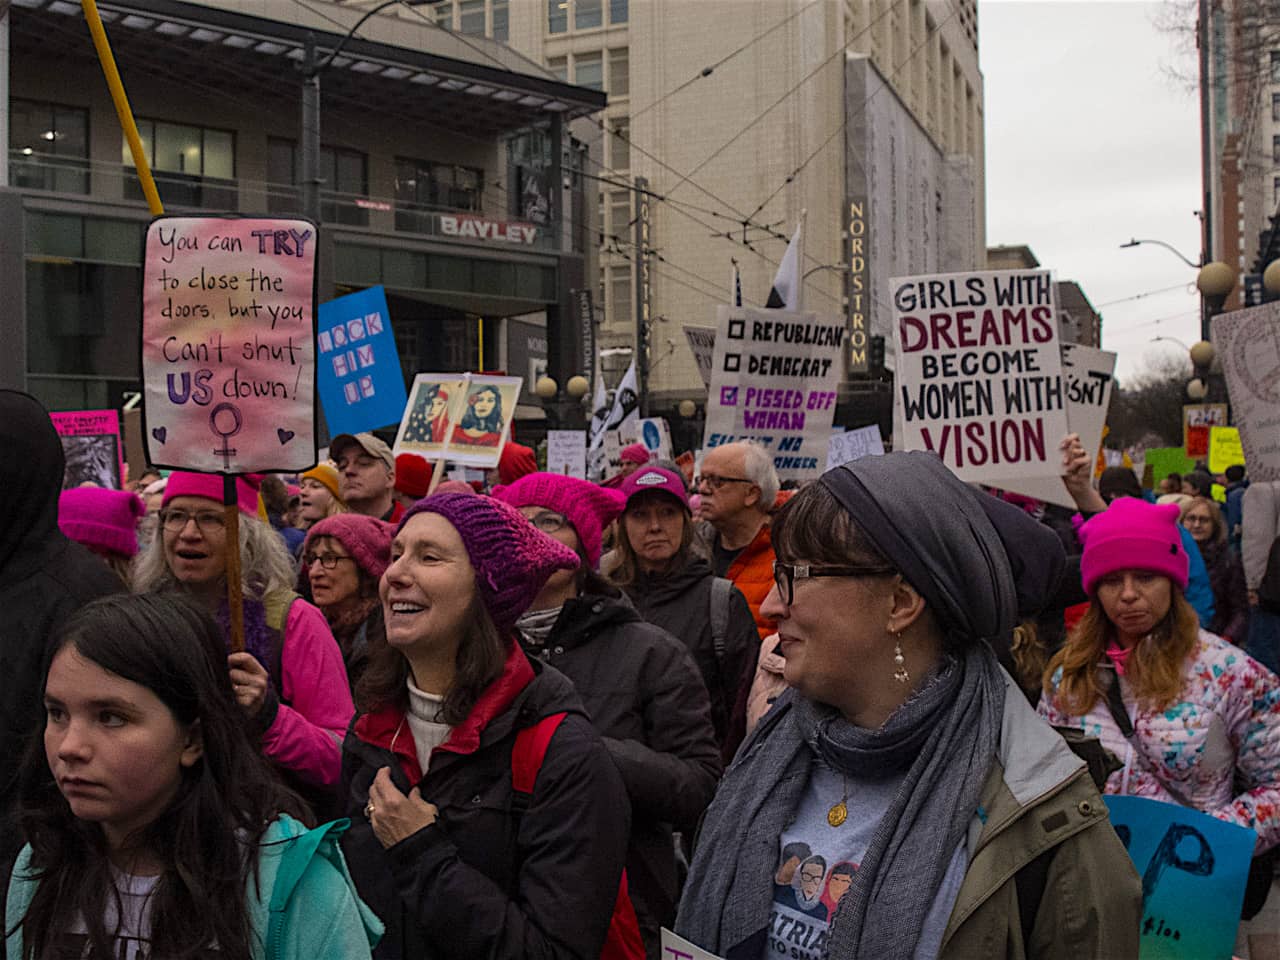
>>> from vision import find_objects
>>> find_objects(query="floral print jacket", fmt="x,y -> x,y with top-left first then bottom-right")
1039,630 -> 1280,852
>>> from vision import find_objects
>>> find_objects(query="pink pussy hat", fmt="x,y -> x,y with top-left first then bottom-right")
492,473 -> 627,567
1079,497 -> 1189,595
58,488 -> 144,558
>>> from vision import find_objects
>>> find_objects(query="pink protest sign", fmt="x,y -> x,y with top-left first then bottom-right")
50,409 -> 123,489
141,216 -> 318,473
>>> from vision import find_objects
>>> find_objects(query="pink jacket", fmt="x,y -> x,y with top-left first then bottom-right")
1039,630 -> 1280,852
261,600 -> 354,788
745,633 -> 787,735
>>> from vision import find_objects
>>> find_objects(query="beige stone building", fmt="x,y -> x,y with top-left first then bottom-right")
428,0 -> 986,414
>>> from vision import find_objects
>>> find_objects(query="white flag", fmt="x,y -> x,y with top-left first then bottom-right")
730,259 -> 743,307
604,361 -> 639,433
588,373 -> 610,451
766,218 -> 804,311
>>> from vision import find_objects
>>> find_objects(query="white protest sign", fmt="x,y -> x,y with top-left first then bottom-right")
702,305 -> 842,482
546,430 -> 587,478
602,431 -> 623,478
684,325 -> 716,388
622,417 -> 673,462
660,929 -> 724,960
394,373 -> 523,468
892,269 -> 1069,482
141,216 -> 318,472
988,342 -> 1117,507
826,424 -> 885,470
1214,301 -> 1280,480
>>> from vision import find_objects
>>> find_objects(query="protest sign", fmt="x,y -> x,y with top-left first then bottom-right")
1182,404 -> 1228,460
51,410 -> 123,489
702,305 -> 842,482
1209,427 -> 1246,474
1145,447 -> 1197,488
987,343 -> 1117,508
684,325 -> 716,388
660,929 -> 724,960
1105,795 -> 1255,959
547,430 -> 587,478
623,417 -> 673,462
141,216 -> 317,473
1214,301 -> 1280,480
395,373 -> 522,468
316,286 -> 407,436
892,269 -> 1069,482
826,424 -> 885,470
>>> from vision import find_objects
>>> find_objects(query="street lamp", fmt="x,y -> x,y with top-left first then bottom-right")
535,374 -> 589,428
1120,239 -> 1235,340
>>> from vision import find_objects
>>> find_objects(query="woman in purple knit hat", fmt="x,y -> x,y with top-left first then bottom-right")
339,492 -> 639,960
494,472 -> 721,958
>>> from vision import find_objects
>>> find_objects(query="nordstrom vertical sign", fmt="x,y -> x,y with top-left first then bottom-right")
847,200 -> 869,373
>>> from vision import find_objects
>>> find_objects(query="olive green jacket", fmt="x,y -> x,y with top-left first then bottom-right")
939,675 -> 1142,959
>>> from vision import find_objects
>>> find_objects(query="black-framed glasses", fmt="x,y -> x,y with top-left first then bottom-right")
771,560 -> 897,606
160,509 -> 226,533
526,510 -> 569,534
694,474 -> 753,491
305,553 -> 356,570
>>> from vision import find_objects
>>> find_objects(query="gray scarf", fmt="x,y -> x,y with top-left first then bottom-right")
676,642 -> 1005,960
516,605 -> 563,647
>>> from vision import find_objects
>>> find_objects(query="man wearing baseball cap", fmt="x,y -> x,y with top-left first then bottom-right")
331,432 -> 404,524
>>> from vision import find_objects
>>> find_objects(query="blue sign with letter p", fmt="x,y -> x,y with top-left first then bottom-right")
316,286 -> 407,436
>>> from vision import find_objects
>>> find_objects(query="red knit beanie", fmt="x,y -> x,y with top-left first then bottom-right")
492,472 -> 626,566
395,453 -> 433,499
58,488 -> 144,558
303,514 -> 394,581
498,442 -> 538,485
620,442 -> 650,465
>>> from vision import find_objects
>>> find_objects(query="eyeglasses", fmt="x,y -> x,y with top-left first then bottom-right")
526,510 -> 569,534
772,560 -> 897,606
160,509 -> 226,533
305,553 -> 356,570
694,474 -> 754,491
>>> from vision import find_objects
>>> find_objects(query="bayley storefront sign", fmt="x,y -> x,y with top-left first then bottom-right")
439,214 -> 537,245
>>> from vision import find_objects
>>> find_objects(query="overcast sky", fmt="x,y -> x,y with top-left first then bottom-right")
979,0 -> 1204,383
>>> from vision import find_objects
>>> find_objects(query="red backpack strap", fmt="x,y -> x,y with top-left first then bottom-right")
511,712 -> 568,796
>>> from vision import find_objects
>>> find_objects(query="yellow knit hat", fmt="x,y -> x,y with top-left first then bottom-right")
301,462 -> 343,503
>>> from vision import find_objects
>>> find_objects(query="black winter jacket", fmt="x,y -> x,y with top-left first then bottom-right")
520,577 -> 721,956
0,391 -> 122,865
620,557 -> 758,759
340,647 -> 631,960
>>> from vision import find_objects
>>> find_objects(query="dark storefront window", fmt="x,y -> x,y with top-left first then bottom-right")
10,98 -> 89,195
335,242 -> 557,303
267,137 -> 300,214
394,158 -> 484,232
266,139 -> 369,226
125,119 -> 236,209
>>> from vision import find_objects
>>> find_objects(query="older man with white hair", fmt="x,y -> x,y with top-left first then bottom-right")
696,440 -> 781,640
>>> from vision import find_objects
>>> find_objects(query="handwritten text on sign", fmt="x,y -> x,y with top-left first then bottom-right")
1104,795 -> 1255,960
892,269 -> 1068,482
702,305 -> 842,482
142,217 -> 317,473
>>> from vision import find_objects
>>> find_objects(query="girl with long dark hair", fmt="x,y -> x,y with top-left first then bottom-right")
5,592 -> 379,959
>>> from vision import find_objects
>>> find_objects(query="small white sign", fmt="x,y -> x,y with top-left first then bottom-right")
546,430 -> 587,478
660,929 -> 725,960
826,424 -> 886,470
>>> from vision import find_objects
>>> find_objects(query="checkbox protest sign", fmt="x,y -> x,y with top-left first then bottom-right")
702,305 -> 843,482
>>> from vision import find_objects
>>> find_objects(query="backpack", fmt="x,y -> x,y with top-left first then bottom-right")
511,713 -> 646,960
708,577 -> 733,669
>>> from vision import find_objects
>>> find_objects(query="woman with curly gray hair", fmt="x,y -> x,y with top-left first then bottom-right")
134,472 -> 353,813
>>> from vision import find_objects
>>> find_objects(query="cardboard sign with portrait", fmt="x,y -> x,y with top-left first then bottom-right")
395,373 -> 522,468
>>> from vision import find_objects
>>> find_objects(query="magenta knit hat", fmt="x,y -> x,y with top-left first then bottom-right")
1079,498 -> 1189,595
620,442 -> 651,465
492,473 -> 627,566
396,492 -> 580,634
163,471 -> 262,516
58,488 -> 144,558
303,514 -> 394,581
620,466 -> 690,509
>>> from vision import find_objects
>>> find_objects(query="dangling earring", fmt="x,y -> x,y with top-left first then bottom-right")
892,632 -> 909,684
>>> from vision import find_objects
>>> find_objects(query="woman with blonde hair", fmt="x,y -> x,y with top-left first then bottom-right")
1183,495 -> 1250,644
1039,497 -> 1280,929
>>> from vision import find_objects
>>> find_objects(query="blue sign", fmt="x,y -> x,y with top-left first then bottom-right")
316,286 -> 407,436
1105,795 -> 1256,959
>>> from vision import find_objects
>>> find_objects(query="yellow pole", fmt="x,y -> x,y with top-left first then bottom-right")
81,0 -> 163,216
477,315 -> 484,370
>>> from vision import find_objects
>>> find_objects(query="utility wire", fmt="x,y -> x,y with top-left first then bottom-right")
1093,282 -> 1194,309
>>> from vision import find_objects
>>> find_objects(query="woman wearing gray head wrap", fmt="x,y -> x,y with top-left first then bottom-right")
675,452 -> 1140,960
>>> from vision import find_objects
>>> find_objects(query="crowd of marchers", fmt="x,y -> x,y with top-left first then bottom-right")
5,383 -> 1280,960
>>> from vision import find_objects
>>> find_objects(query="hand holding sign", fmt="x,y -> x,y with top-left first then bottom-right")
141,216 -> 317,473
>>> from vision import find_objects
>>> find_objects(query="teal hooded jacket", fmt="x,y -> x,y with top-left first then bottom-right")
5,815 -> 382,959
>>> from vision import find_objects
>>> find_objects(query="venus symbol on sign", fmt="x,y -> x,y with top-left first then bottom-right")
210,402 -> 243,471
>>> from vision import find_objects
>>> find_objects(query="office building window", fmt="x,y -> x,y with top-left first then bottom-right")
609,189 -> 630,238
395,158 -> 484,214
1274,134 -> 1280,165
1273,93 -> 1280,123
610,0 -> 627,24
9,98 -> 89,194
459,0 -> 485,35
425,0 -> 451,25
1273,50 -> 1280,84
609,118 -> 630,171
609,48 -> 629,97
575,51 -> 603,90
127,119 -> 234,208
266,137 -> 299,214
548,56 -> 568,81
610,264 -> 631,324
576,0 -> 602,29
492,0 -> 509,41
321,145 -> 369,226
548,0 -> 567,33
1275,177 -> 1280,208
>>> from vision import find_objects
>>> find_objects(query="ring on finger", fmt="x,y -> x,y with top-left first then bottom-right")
365,801 -> 375,819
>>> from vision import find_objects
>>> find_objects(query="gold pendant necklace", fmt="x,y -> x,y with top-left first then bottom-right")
827,774 -> 848,827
